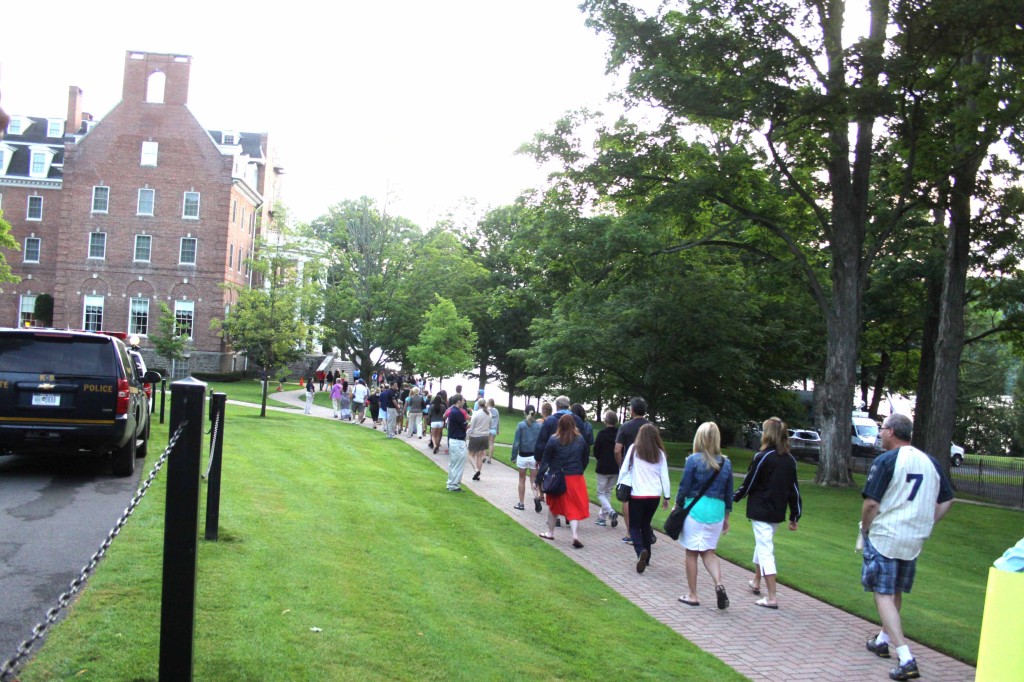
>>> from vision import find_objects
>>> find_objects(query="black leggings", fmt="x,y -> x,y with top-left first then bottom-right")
629,496 -> 660,559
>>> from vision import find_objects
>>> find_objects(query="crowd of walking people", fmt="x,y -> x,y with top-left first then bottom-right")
300,370 -> 954,681
312,376 -> 798,612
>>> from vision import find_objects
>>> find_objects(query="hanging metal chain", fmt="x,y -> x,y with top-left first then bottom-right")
203,408 -> 221,480
0,423 -> 186,682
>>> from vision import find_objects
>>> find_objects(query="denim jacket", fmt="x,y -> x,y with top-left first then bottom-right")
675,453 -> 734,511
512,420 -> 541,457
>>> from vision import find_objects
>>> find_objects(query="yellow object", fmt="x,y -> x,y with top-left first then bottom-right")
976,567 -> 1024,681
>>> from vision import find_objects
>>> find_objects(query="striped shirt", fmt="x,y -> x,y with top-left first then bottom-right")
863,445 -> 954,560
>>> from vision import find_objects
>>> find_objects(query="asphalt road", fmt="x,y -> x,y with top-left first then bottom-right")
0,451 -> 145,667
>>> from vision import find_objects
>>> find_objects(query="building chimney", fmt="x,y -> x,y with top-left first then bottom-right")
66,86 -> 83,134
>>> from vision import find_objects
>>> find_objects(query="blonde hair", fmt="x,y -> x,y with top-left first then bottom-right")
411,387 -> 420,396
540,402 -> 553,417
761,417 -> 790,454
692,422 -> 723,471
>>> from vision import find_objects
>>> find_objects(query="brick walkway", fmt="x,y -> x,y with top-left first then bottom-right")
265,391 -> 976,682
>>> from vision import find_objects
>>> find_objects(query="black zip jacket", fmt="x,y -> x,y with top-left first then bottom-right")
733,449 -> 802,524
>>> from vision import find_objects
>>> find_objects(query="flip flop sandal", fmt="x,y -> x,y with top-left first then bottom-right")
748,579 -> 761,595
538,533 -> 555,541
755,597 -> 779,609
678,597 -> 700,607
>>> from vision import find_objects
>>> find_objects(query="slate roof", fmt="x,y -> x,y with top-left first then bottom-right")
208,129 -> 265,161
2,117 -> 65,180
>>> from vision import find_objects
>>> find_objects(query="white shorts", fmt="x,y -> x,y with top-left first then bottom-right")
752,520 -> 780,576
680,516 -> 724,552
516,455 -> 537,470
430,421 -> 444,429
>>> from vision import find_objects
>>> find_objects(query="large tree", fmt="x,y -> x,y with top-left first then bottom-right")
310,197 -> 419,378
569,0 -> 1022,484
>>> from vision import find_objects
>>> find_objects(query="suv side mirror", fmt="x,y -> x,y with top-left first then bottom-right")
144,370 -> 163,383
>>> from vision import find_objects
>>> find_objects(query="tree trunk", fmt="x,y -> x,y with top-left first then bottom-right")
814,205 -> 862,487
913,261 -> 944,450
921,170 -> 976,476
815,296 -> 859,486
867,350 -> 890,419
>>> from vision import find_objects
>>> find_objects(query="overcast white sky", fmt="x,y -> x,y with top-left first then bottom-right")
0,0 -> 631,229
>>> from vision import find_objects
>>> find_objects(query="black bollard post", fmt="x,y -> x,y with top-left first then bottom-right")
159,377 -> 206,682
160,378 -> 167,425
205,393 -> 227,541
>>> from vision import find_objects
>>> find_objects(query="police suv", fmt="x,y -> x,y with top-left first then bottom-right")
0,327 -> 162,476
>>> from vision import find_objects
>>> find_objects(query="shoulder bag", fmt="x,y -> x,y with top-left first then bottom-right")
663,462 -> 723,541
541,467 -> 566,496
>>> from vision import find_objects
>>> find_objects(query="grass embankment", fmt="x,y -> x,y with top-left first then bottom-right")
21,405 -> 743,682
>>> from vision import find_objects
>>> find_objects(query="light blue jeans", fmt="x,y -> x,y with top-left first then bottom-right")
447,439 -> 467,489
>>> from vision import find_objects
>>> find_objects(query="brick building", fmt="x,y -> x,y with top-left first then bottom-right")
0,51 -> 283,374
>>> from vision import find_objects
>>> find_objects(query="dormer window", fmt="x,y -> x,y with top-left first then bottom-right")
222,130 -> 236,145
28,146 -> 56,179
47,119 -> 64,138
6,117 -> 23,136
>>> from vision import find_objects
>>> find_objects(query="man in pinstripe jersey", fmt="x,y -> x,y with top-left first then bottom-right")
861,413 -> 955,680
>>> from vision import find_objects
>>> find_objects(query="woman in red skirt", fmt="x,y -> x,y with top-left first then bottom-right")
537,414 -> 590,548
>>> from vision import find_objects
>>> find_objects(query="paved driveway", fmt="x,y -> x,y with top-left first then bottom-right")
0,452 -> 145,664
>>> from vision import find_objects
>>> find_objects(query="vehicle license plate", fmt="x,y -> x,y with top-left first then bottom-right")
32,393 -> 60,407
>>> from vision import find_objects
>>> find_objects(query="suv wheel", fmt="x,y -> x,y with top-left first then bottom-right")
952,453 -> 964,467
112,432 -> 137,477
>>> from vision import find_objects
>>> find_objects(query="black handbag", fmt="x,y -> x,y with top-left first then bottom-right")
541,468 -> 566,495
663,463 -> 723,541
615,445 -> 636,501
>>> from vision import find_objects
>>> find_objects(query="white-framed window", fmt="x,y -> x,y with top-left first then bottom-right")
7,118 -> 22,135
228,243 -> 234,269
19,295 -> 36,327
182,191 -> 200,219
92,186 -> 110,213
47,120 -> 64,138
23,237 -> 40,263
129,298 -> 150,336
137,188 -> 155,216
179,237 -> 197,265
83,295 -> 104,331
27,196 -> 43,221
231,200 -> 237,223
141,141 -> 158,166
134,234 -> 152,262
30,150 -> 47,177
174,300 -> 195,339
88,232 -> 107,259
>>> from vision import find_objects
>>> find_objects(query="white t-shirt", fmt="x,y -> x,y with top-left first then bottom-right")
352,383 -> 368,403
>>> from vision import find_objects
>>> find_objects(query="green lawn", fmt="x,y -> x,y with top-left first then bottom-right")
20,404 -> 744,682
